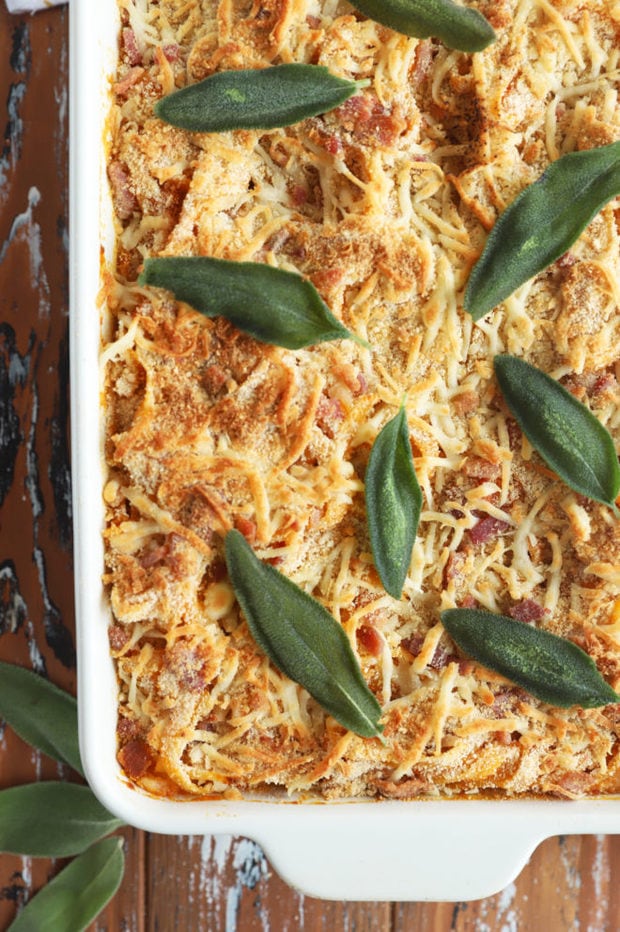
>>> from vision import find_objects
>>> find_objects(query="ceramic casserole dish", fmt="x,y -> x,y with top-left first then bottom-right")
69,0 -> 620,901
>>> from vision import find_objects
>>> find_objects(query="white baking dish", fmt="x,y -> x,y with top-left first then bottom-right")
69,0 -> 620,902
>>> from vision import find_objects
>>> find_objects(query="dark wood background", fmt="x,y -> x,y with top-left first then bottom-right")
0,6 -> 619,929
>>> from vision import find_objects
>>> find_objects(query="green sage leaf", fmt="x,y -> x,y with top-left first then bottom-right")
0,661 -> 83,775
224,529 -> 383,737
365,405 -> 422,598
139,257 -> 365,350
441,608 -> 619,708
465,141 -> 620,320
0,782 -> 123,857
155,64 -> 364,132
351,0 -> 495,52
494,354 -> 620,507
8,836 -> 125,932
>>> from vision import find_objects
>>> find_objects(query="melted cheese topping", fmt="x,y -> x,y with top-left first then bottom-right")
104,0 -> 620,800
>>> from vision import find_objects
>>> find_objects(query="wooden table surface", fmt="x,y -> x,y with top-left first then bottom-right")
0,6 -> 619,930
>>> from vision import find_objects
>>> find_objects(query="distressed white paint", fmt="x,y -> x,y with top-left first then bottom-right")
5,0 -> 67,13
0,187 -> 50,318
587,835 -> 608,932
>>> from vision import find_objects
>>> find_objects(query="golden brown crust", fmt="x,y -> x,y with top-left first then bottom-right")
103,0 -> 620,800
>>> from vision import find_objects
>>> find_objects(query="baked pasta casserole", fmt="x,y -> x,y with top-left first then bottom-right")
103,0 -> 620,800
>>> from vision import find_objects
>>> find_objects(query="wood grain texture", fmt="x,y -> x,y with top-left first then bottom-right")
0,5 -> 618,931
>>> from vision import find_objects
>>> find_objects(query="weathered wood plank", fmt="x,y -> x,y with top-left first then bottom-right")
147,834 -> 391,932
393,835 -> 620,931
0,8 -> 144,932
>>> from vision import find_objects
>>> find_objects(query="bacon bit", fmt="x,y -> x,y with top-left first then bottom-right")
265,540 -> 287,566
508,599 -> 547,624
312,267 -> 343,294
490,690 -> 512,717
306,14 -> 321,28
290,184 -> 307,206
444,550 -> 466,584
195,716 -> 218,733
167,644 -> 210,692
356,372 -> 368,395
263,228 -> 290,254
116,246 -> 140,280
428,643 -> 460,671
316,394 -> 345,439
117,715 -> 142,744
108,625 -> 130,652
323,134 -> 343,156
121,27 -> 142,66
592,372 -> 616,396
118,738 -> 155,780
401,634 -> 423,657
207,559 -> 228,584
337,93 -> 406,148
412,40 -> 434,82
469,514 -> 510,545
139,535 -> 186,577
163,43 -> 180,62
139,540 -> 169,568
555,250 -> 576,270
452,390 -> 479,415
490,686 -> 527,717
602,704 -> 620,725
506,417 -> 522,452
462,455 -> 501,481
459,593 -> 477,609
234,515 -> 257,543
401,633 -> 465,672
375,777 -> 429,798
547,772 -> 596,799
561,375 -> 586,400
107,160 -> 138,221
357,625 -> 383,657
114,66 -> 145,98
179,493 -> 218,545
161,176 -> 190,222
202,363 -> 228,396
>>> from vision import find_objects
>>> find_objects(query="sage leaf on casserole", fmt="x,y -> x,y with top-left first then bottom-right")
0,660 -> 83,775
224,529 -> 383,737
139,257 -> 365,349
155,64 -> 365,132
0,782 -> 123,857
494,354 -> 620,508
465,140 -> 620,320
365,405 -> 422,599
350,0 -> 496,52
441,608 -> 620,708
8,836 -> 125,932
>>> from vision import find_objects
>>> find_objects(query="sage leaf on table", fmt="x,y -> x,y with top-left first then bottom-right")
155,64 -> 365,132
225,529 -> 383,737
0,660 -> 83,775
494,354 -> 620,508
350,0 -> 495,52
465,140 -> 620,320
441,609 -> 620,708
8,836 -> 125,932
365,405 -> 422,599
0,782 -> 123,857
139,257 -> 365,350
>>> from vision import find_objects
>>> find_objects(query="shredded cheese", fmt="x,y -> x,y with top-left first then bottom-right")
104,0 -> 620,801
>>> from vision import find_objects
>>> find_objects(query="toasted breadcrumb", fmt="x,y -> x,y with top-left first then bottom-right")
103,0 -> 620,800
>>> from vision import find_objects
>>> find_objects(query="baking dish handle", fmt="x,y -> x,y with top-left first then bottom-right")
250,801 -> 550,902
